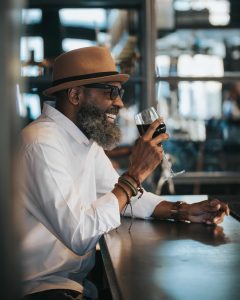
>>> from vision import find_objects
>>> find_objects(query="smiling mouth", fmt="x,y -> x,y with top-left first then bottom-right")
106,113 -> 117,123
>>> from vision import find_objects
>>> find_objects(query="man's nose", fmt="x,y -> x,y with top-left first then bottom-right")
113,96 -> 124,108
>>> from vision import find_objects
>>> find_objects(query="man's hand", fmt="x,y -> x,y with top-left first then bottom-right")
187,199 -> 230,225
128,119 -> 169,183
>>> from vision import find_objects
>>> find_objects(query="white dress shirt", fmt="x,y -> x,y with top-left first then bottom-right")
20,103 -> 162,297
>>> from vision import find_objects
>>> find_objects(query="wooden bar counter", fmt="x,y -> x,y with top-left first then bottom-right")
99,195 -> 240,300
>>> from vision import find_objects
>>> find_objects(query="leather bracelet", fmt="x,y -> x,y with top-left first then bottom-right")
118,176 -> 138,197
115,183 -> 131,204
123,172 -> 144,199
124,172 -> 141,186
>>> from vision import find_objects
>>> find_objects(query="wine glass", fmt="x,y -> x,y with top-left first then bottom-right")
135,106 -> 185,182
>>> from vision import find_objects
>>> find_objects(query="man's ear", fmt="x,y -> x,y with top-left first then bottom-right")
68,87 -> 84,106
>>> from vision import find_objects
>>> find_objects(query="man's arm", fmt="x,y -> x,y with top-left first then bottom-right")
112,119 -> 168,212
111,118 -> 229,225
152,199 -> 230,225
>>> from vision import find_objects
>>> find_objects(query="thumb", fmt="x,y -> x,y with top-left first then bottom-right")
204,200 -> 221,212
209,199 -> 220,206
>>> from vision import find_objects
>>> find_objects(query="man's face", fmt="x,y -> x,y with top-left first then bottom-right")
77,82 -> 124,150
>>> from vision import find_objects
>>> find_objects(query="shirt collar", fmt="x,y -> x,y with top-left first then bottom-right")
42,102 -> 90,145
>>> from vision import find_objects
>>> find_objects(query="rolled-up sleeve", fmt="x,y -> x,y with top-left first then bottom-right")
124,190 -> 162,219
92,192 -> 120,232
93,146 -> 162,220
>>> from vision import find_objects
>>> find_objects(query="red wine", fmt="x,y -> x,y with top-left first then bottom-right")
137,123 -> 166,138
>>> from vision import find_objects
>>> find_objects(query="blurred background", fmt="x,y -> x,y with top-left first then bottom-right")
1,1 -> 240,297
18,0 -> 240,196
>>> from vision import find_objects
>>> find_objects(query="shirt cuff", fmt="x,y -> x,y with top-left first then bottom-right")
92,192 -> 121,232
124,191 -> 162,219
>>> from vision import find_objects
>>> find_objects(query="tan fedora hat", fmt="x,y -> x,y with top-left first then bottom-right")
43,46 -> 130,96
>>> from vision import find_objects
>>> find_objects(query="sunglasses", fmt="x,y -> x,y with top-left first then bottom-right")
83,83 -> 125,100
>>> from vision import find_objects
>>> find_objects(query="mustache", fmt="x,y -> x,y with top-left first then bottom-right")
106,107 -> 119,115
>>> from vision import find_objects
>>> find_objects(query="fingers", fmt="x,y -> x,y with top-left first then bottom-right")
153,132 -> 169,145
142,119 -> 161,139
220,202 -> 230,216
189,199 -> 230,225
207,199 -> 230,216
143,119 -> 169,142
213,209 -> 229,224
203,210 -> 226,225
128,133 -> 166,183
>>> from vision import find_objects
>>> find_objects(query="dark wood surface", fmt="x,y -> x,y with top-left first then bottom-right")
100,196 -> 240,300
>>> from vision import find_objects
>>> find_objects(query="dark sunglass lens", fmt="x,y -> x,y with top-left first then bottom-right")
110,87 -> 119,100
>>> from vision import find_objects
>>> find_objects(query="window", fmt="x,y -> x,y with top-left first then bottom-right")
174,0 -> 230,26
62,38 -> 96,52
20,36 -> 44,62
22,9 -> 42,24
59,9 -> 106,29
178,54 -> 223,119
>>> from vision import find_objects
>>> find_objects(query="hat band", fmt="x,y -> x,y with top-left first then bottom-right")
52,71 -> 119,87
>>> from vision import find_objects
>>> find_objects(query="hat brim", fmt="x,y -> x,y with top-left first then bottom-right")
43,73 -> 130,97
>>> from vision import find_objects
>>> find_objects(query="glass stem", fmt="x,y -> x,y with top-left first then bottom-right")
162,150 -> 175,176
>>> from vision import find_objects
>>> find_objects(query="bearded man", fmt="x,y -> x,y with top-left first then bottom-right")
20,47 -> 229,300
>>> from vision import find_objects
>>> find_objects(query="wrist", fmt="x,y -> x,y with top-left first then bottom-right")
114,182 -> 132,204
126,168 -> 142,184
123,173 -> 138,189
122,172 -> 144,199
170,201 -> 190,221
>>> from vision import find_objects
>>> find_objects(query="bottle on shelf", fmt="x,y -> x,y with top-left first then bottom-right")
21,49 -> 44,77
